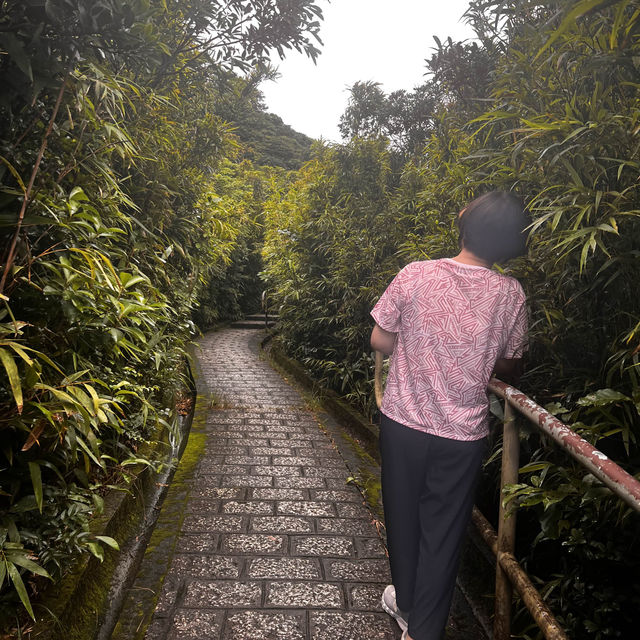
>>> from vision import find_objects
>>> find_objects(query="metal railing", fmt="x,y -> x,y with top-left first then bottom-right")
261,291 -> 270,329
261,290 -> 281,330
374,352 -> 640,640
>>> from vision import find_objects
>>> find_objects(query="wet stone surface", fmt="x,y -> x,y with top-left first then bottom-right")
250,515 -> 313,533
316,517 -> 381,536
175,534 -> 219,554
183,580 -> 262,608
223,534 -> 286,554
336,501 -> 375,518
266,581 -> 343,608
325,559 -> 391,582
356,537 -> 388,558
114,328 -> 424,639
292,535 -> 354,557
191,486 -> 244,499
311,489 -> 362,502
303,466 -> 352,478
253,464 -> 302,476
224,611 -> 306,640
170,555 -> 240,578
277,500 -> 336,517
248,557 -> 321,579
170,609 -> 223,638
222,500 -> 274,515
185,498 -> 221,514
310,612 -> 397,640
349,584 -> 390,610
181,514 -> 245,533
252,487 -> 306,500
274,476 -> 328,489
222,474 -> 274,488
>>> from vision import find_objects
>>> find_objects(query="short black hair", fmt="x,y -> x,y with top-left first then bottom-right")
457,191 -> 529,264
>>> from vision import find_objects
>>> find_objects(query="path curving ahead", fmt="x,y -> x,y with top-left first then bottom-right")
112,327 -> 398,640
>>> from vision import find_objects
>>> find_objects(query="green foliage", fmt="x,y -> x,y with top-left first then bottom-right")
193,159 -> 279,328
244,111 -> 314,169
339,80 -> 441,155
263,139 -> 411,413
0,0 -> 324,626
212,71 -> 314,169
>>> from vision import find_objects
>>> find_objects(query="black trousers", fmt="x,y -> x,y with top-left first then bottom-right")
379,413 -> 486,640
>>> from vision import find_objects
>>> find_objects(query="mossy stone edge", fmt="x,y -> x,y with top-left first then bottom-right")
264,335 -> 380,458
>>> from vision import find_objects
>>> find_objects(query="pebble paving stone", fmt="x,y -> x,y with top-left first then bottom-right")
112,328 -> 396,640
113,326 -> 486,640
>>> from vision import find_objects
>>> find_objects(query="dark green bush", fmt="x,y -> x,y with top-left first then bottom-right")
0,0 -> 324,626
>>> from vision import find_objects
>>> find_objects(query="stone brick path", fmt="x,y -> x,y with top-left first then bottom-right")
114,328 -> 398,640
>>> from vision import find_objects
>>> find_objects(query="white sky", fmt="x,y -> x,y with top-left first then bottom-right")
261,0 -> 477,142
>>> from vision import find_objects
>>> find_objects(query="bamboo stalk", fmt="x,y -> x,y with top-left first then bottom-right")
0,77 -> 68,297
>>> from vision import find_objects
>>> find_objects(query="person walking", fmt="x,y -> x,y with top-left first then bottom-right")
370,191 -> 529,640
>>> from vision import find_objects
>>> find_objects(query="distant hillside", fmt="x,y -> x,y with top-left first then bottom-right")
211,72 -> 315,171
233,109 -> 314,170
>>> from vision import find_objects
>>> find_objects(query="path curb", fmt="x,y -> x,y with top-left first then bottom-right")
264,336 -> 380,460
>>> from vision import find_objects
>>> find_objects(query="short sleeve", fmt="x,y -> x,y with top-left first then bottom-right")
502,290 -> 528,359
370,265 -> 411,333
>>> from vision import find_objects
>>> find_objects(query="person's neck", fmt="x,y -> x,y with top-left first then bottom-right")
451,248 -> 492,268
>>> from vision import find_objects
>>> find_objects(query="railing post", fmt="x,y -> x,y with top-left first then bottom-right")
494,400 -> 519,640
261,290 -> 269,329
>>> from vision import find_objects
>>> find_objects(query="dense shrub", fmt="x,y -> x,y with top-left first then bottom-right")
0,0 -> 324,625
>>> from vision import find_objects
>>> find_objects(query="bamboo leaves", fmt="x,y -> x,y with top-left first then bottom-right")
0,528 -> 51,621
0,0 -> 327,625
0,348 -> 23,414
536,0 -> 622,60
86,535 -> 119,563
27,463 -> 43,513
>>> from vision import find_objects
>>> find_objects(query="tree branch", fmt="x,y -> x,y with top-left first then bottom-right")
0,76 -> 68,297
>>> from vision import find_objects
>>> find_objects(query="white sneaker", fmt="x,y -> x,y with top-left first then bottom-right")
381,584 -> 408,632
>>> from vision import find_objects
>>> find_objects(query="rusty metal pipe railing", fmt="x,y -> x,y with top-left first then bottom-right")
374,351 -> 640,640
493,400 -> 519,639
261,290 -> 269,329
472,507 -> 568,639
488,378 -> 640,513
374,351 -> 385,409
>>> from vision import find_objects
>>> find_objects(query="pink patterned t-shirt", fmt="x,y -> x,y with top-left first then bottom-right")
371,258 -> 527,441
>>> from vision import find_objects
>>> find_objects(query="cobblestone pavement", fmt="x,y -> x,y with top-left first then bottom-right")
117,328 -> 399,640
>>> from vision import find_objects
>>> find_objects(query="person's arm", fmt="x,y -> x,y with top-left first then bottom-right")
370,323 -> 397,356
492,357 -> 523,386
